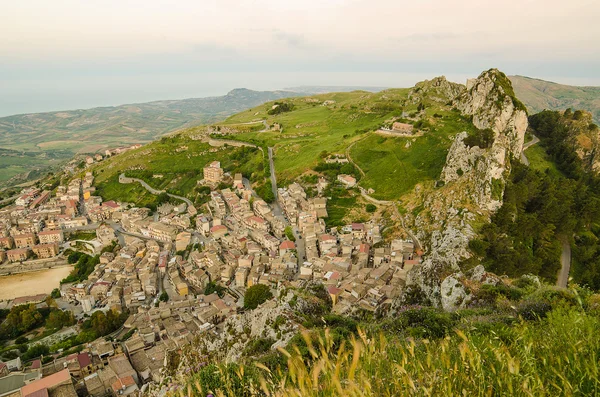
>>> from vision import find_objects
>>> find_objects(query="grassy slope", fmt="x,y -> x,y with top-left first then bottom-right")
510,75 -> 600,124
216,89 -> 475,201
93,134 -> 263,206
524,144 -> 562,176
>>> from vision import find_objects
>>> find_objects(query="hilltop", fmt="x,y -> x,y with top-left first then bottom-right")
510,75 -> 600,124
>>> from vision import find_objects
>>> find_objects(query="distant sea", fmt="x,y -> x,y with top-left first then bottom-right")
3,71 -> 599,118
0,71 -> 472,117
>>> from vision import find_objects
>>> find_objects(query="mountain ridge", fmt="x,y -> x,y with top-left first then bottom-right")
510,75 -> 600,124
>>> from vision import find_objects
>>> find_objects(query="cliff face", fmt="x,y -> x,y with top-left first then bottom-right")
457,70 -> 528,157
408,76 -> 465,104
397,69 -> 528,311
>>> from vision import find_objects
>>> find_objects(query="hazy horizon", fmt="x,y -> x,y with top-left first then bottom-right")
2,0 -> 599,117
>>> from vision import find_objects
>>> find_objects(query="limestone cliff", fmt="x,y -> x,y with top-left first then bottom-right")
408,76 -> 465,104
396,69 -> 528,311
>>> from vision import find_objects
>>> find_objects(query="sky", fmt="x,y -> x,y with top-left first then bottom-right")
1,0 -> 599,116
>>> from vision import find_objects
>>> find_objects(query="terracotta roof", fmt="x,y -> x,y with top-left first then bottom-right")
21,369 -> 71,397
279,240 -> 296,250
77,353 -> 91,368
210,225 -> 227,233
319,234 -> 336,242
103,201 -> 119,208
111,376 -> 136,392
30,360 -> 41,369
24,389 -> 48,397
327,286 -> 342,296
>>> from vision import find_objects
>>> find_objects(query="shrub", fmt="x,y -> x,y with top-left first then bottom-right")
244,285 -> 273,310
15,336 -> 28,345
365,204 -> 376,213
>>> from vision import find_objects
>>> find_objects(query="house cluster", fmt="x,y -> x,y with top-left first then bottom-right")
0,156 -> 423,395
0,173 -> 126,264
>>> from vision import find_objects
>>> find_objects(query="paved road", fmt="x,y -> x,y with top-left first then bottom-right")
119,173 -> 194,209
292,227 -> 306,265
557,239 -> 571,288
520,135 -> 540,166
268,147 -> 284,217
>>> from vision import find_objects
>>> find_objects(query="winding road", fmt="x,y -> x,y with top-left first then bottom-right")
520,135 -> 540,166
557,239 -> 571,288
119,173 -> 194,209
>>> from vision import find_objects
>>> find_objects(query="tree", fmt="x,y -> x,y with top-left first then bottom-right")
159,291 -> 169,302
244,285 -> 273,310
284,226 -> 296,242
366,204 -> 377,213
204,282 -> 226,298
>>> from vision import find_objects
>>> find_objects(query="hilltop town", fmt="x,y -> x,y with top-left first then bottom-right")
2,68 -> 600,396
0,136 -> 420,397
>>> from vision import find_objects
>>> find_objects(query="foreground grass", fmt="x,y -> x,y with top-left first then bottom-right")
175,305 -> 600,396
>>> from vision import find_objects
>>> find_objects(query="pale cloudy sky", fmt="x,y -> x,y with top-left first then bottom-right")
1,0 -> 599,116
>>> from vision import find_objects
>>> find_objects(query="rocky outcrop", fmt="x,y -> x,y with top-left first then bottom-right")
196,291 -> 298,363
455,69 -> 528,157
440,265 -> 502,311
408,76 -> 465,104
396,69 -> 528,310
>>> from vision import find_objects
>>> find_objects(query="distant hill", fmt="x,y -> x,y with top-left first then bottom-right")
510,75 -> 600,124
0,86 -> 391,185
285,86 -> 387,94
0,88 -> 305,184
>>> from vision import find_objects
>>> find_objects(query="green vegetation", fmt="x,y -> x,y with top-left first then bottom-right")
491,69 -> 528,113
67,230 -> 96,241
267,101 -> 294,115
93,137 -> 263,208
204,282 -> 227,298
365,203 -> 376,213
323,182 -> 357,227
175,279 -> 600,396
469,111 -> 600,288
284,226 -> 296,242
159,291 -> 169,302
524,144 -> 561,175
243,285 -> 273,310
463,127 -> 495,149
62,252 -> 100,284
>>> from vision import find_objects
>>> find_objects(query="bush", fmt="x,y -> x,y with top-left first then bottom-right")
204,282 -> 226,298
243,337 -> 274,356
244,285 -> 273,310
365,204 -> 376,213
15,336 -> 28,345
464,128 -> 495,149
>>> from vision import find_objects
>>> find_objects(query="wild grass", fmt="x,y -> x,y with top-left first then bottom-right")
174,305 -> 600,396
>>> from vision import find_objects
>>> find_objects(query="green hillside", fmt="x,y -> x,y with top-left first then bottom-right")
91,81 -> 485,212
207,85 -> 477,201
0,88 -> 304,184
510,75 -> 600,124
